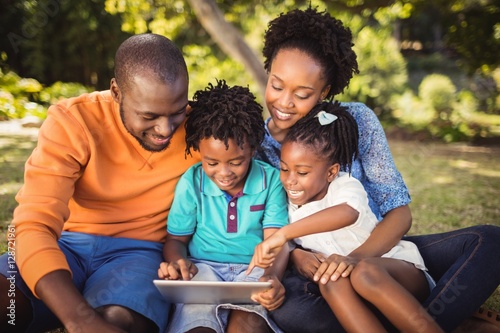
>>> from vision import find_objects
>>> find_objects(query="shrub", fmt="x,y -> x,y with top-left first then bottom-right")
418,74 -> 456,114
339,25 -> 408,120
0,69 -> 92,120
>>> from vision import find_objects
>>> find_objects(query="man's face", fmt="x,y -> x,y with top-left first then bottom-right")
112,73 -> 189,152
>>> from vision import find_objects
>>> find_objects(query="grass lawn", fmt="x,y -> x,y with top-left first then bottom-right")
0,130 -> 499,320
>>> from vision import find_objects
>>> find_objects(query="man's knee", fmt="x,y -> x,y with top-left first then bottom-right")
97,304 -> 157,333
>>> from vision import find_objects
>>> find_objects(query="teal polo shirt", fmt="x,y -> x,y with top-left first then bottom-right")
167,159 -> 288,264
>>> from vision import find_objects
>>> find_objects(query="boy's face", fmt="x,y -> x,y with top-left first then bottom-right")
199,137 -> 254,197
280,141 -> 338,206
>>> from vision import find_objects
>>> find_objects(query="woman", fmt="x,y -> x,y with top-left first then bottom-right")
254,6 -> 500,333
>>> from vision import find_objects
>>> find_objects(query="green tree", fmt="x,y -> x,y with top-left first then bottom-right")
2,0 -> 130,90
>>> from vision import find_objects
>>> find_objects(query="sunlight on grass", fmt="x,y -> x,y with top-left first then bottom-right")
471,169 -> 500,178
431,176 -> 454,184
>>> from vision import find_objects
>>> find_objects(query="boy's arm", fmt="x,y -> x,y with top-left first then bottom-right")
250,228 -> 289,311
261,228 -> 289,279
159,234 -> 196,281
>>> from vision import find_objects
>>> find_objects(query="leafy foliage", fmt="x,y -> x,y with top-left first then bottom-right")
0,68 -> 91,120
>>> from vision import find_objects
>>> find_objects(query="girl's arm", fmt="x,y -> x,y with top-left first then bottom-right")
251,228 -> 289,311
248,204 -> 358,271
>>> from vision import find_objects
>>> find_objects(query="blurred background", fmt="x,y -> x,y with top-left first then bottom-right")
1,0 -> 499,143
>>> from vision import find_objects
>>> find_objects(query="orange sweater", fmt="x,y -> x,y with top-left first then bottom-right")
12,90 -> 199,294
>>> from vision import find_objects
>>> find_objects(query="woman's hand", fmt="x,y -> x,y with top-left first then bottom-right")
158,259 -> 198,281
251,274 -> 286,311
313,253 -> 359,284
289,248 -> 326,281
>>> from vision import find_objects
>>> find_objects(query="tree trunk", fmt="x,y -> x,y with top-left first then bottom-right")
186,0 -> 268,102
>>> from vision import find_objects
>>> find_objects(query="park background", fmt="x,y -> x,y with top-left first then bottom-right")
0,0 -> 499,323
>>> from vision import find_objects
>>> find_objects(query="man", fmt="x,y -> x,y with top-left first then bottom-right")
0,33 -> 198,333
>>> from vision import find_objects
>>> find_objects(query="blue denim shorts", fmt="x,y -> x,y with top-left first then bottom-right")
166,258 -> 283,333
0,231 -> 169,333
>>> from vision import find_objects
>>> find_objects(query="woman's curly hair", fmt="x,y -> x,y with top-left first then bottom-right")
283,101 -> 359,172
263,6 -> 359,99
185,79 -> 265,155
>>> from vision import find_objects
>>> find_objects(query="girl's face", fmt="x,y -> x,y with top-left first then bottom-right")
280,141 -> 338,206
265,49 -> 330,134
198,137 -> 254,197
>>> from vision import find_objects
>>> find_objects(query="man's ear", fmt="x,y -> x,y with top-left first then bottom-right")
110,78 -> 122,104
327,163 -> 340,182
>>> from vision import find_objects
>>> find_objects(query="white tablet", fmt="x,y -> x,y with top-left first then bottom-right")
153,280 -> 272,304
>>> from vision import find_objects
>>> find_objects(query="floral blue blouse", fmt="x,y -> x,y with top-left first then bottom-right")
254,102 -> 411,221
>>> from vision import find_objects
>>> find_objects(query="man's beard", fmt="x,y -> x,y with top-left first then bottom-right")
120,104 -> 170,153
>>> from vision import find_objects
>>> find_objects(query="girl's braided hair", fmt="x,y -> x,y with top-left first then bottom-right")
263,6 -> 359,99
283,101 -> 359,172
185,79 -> 265,155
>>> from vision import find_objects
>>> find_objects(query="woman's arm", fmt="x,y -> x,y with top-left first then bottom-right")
349,205 -> 411,259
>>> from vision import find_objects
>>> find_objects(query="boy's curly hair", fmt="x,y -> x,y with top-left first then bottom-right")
283,101 -> 359,172
263,6 -> 359,99
185,79 -> 265,155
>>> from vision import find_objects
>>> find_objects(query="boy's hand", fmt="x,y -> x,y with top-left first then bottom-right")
158,258 -> 198,280
313,253 -> 357,284
246,231 -> 288,274
250,274 -> 285,311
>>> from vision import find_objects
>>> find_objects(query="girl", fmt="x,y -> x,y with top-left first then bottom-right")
249,102 -> 443,333
254,6 -> 500,332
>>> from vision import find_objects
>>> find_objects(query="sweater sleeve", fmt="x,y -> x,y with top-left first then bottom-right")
13,103 -> 90,296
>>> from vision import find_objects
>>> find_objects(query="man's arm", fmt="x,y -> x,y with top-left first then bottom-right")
35,271 -> 125,333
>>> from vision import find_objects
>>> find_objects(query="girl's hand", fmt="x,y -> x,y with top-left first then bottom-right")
290,248 -> 326,281
250,275 -> 285,311
313,253 -> 358,284
158,259 -> 198,281
246,232 -> 287,274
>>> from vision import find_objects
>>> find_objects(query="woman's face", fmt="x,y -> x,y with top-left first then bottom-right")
265,49 -> 330,132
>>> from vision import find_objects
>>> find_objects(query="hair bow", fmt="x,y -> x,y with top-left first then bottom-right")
315,110 -> 338,125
